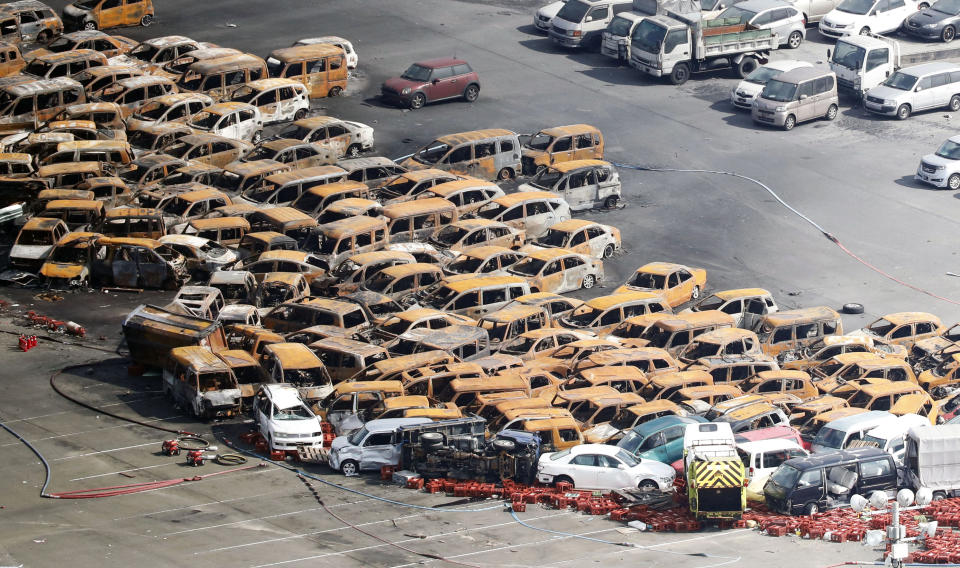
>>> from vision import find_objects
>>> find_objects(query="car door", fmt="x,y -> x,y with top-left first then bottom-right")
871,0 -> 897,32
254,88 -> 279,123
428,65 -> 460,100
539,259 -> 565,293
856,456 -> 897,496
16,9 -> 40,42
562,169 -> 591,209
275,86 -> 298,122
217,112 -> 239,139
123,0 -> 149,26
561,255 -> 588,291
359,431 -> 397,470
324,123 -> 352,155
136,246 -> 170,287
572,133 -> 596,161
468,141 -> 497,180
597,454 -> 631,489
524,200 -> 556,237
549,136 -> 575,164
568,453 -> 601,487
97,0 -> 125,28
796,80 -> 817,122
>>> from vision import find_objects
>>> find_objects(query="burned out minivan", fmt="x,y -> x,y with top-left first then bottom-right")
163,346 -> 241,420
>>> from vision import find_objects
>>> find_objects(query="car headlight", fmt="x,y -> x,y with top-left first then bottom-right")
885,99 -> 897,105
401,87 -> 411,95
925,21 -> 939,27
775,106 -> 787,112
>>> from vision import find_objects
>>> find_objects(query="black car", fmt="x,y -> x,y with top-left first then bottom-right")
763,447 -> 899,516
905,0 -> 960,42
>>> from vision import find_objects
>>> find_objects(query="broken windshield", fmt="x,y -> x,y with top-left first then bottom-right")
525,133 -> 553,151
413,141 -> 451,165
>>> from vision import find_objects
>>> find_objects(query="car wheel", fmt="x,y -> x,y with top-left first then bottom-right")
669,62 -> 690,85
943,25 -> 956,42
603,244 -> 615,259
638,479 -> 659,491
328,86 -> 343,97
497,167 -> 513,180
919,1 -> 930,8
787,31 -> 803,49
950,95 -> 960,112
582,274 -> 596,290
736,56 -> 758,78
83,21 -> 97,31
604,195 -> 619,209
804,502 -> 819,516
859,26 -> 871,35
783,114 -> 796,131
554,475 -> 574,488
251,130 -> 263,145
842,302 -> 865,314
463,84 -> 480,102
294,108 -> 307,121
896,104 -> 911,120
347,143 -> 362,158
949,174 -> 960,190
825,103 -> 838,121
140,13 -> 154,26
934,491 -> 947,501
409,93 -> 426,109
691,285 -> 701,300
340,459 -> 359,476
37,30 -> 50,43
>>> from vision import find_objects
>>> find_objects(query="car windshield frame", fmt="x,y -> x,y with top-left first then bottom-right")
836,0 -> 876,14
401,64 -> 432,82
936,139 -> 960,160
882,71 -> 919,91
761,79 -> 798,103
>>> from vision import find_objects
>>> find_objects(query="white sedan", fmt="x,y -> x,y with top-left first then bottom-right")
537,443 -> 676,491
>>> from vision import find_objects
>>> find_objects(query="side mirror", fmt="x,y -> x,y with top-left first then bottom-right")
799,94 -> 808,100
431,78 -> 439,84
916,86 -> 923,91
719,3 -> 726,8
585,15 -> 594,21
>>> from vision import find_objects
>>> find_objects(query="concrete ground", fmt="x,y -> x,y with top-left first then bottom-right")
2,0 -> 960,565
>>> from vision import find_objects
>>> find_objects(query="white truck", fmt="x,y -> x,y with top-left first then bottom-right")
828,33 -> 900,100
629,0 -> 779,85
602,11 -> 648,62
905,424 -> 960,500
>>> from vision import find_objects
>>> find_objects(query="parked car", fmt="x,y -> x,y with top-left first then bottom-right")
274,115 -> 374,158
752,67 -> 840,130
864,62 -> 960,120
718,0 -> 806,48
380,58 -> 481,110
905,0 -> 960,41
534,0 -> 570,32
28,30 -> 136,59
819,0 -> 929,38
548,0 -> 634,49
254,384 -> 325,453
62,0 -> 154,30
518,159 -> 622,210
327,417 -> 432,475
536,443 -> 676,490
292,36 -> 358,69
731,59 -> 813,109
917,134 -> 960,189
615,262 -> 707,307
508,248 -> 603,294
525,219 -> 621,259
186,102 -> 264,144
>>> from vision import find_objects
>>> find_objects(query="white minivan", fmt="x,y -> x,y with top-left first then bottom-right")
549,0 -> 634,49
859,413 -> 930,463
327,417 -> 431,475
737,438 -> 808,500
819,0 -> 929,38
864,62 -> 960,120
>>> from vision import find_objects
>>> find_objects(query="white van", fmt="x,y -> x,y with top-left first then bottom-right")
737,438 -> 808,499
230,78 -> 310,125
326,417 -> 431,475
811,410 -> 897,453
864,62 -> 960,120
859,413 -> 930,464
549,0 -> 635,48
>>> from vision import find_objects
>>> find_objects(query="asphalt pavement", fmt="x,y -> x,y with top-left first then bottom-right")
2,0 -> 960,566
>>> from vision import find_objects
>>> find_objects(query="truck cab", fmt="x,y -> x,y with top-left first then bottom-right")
602,11 -> 646,62
828,34 -> 899,98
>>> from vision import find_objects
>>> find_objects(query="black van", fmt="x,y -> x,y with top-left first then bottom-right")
763,447 -> 899,516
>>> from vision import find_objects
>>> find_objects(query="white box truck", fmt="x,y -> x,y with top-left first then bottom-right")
905,424 -> 960,500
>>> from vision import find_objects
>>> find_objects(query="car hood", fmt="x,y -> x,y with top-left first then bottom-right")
866,85 -> 910,100
330,435 -> 353,452
921,152 -> 958,167
538,1 -> 566,19
11,244 -> 53,260
383,76 -> 426,92
64,3 -> 90,17
632,459 -> 676,477
909,8 -> 955,24
271,416 -> 323,435
551,17 -> 576,31
204,249 -> 238,264
583,423 -> 621,444
40,262 -> 86,279
822,10 -> 866,26
733,80 -> 765,98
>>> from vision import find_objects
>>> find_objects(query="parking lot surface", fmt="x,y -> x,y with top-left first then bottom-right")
3,0 -> 960,566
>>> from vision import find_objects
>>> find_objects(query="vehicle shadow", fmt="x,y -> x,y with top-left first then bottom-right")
893,174 -> 936,190
518,38 -> 564,54
362,96 -> 400,110
716,103 -> 760,130
516,24 -> 545,36
579,66 -> 658,86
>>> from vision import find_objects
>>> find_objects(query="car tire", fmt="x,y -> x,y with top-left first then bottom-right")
950,95 -> 960,112
347,143 -> 362,158
669,63 -> 690,85
842,302 -> 865,314
555,475 -> 574,487
896,103 -> 911,120
409,93 -> 426,109
859,26 -> 871,35
582,274 -> 596,289
783,114 -> 796,131
638,479 -> 659,491
934,491 -> 947,501
294,108 -> 307,120
804,502 -> 819,516
492,439 -> 516,452
603,244 -> 615,259
497,167 -> 513,180
84,21 -> 97,31
919,1 -> 930,8
825,103 -> 838,121
463,84 -> 480,102
944,26 -> 956,42
787,31 -> 803,49
736,56 -> 758,78
604,195 -> 619,209
949,174 -> 960,190
251,130 -> 263,145
141,14 -> 154,26
328,86 -> 343,97
691,285 -> 701,300
340,459 -> 359,476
